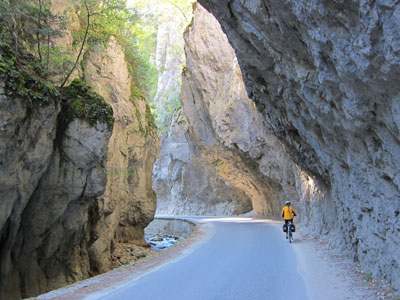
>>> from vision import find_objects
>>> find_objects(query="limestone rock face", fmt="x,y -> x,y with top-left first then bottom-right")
154,4 -> 305,217
83,37 -> 159,273
198,0 -> 400,287
0,75 -> 112,299
153,109 -> 254,216
0,78 -> 60,299
12,120 -> 111,297
0,36 -> 159,299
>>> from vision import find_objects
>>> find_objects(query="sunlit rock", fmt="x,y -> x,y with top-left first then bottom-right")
199,0 -> 400,287
154,109 -> 254,216
153,1 -> 192,119
83,37 -> 159,272
0,33 -> 159,300
154,4 -> 316,218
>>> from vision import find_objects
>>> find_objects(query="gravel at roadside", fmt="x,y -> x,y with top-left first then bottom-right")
293,228 -> 399,300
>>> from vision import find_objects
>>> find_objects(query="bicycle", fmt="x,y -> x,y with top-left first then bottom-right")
283,221 -> 294,243
287,221 -> 293,243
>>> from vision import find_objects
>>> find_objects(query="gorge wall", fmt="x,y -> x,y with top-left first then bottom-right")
1,0 -> 399,298
154,4 -> 316,218
152,1 -> 191,124
82,37 -> 159,272
197,0 -> 400,287
0,18 -> 158,300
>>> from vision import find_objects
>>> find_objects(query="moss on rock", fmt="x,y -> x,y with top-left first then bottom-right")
0,42 -> 15,72
0,41 -> 113,130
0,42 -> 59,110
62,79 -> 114,129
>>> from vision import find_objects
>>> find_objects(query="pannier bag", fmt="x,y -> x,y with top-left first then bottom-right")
290,224 -> 296,232
283,224 -> 287,232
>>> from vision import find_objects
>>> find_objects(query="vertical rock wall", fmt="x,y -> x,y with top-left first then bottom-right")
198,0 -> 400,287
154,109 -> 255,216
0,28 -> 159,300
12,120 -> 111,297
0,73 -> 112,299
83,37 -> 159,273
0,76 -> 60,299
154,4 -> 317,218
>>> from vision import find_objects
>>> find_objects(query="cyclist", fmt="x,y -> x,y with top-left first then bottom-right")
281,201 -> 297,239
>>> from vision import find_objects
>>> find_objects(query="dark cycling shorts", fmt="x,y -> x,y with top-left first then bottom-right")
284,219 -> 294,226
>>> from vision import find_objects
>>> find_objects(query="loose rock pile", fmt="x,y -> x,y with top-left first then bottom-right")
111,243 -> 152,268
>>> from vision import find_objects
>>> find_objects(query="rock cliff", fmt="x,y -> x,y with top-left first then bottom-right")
154,109 -> 255,216
154,4 -> 308,217
0,58 -> 112,299
198,0 -> 400,287
83,37 -> 159,273
0,33 -> 158,300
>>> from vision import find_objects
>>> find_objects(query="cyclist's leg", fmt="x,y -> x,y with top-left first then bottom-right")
285,220 -> 289,238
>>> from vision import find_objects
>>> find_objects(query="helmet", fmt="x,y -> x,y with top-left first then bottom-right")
285,201 -> 290,206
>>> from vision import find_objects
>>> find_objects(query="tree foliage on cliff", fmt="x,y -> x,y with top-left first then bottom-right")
0,41 -> 60,111
128,0 -> 194,133
0,0 -> 158,100
0,0 -> 196,134
0,0 -> 67,78
69,0 -> 158,99
63,78 -> 114,128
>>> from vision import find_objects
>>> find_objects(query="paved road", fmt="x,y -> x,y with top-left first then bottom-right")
89,218 -> 310,300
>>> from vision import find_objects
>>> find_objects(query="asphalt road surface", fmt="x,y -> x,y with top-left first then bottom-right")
89,218 -> 310,300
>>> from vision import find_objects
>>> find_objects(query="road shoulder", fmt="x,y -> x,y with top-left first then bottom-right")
292,229 -> 397,300
31,219 -> 215,300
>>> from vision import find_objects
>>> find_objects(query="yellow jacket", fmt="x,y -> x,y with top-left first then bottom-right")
281,205 -> 297,220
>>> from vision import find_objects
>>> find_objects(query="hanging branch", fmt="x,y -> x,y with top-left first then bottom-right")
60,0 -> 90,88
36,0 -> 43,62
45,13 -> 51,73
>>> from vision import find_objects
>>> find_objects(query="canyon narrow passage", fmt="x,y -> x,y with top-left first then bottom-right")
1,0 -> 399,298
85,218 -> 309,300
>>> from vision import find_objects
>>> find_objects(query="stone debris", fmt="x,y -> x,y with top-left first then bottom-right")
111,242 -> 153,268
